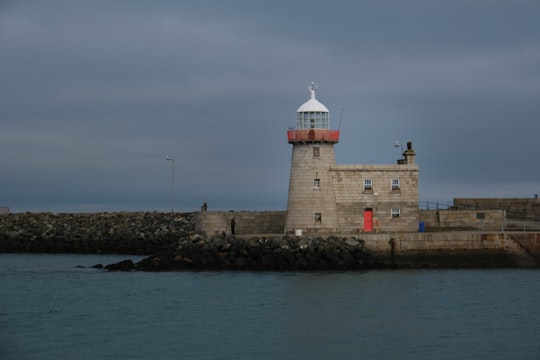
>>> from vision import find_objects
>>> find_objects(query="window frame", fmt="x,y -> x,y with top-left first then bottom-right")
363,178 -> 373,191
391,178 -> 400,191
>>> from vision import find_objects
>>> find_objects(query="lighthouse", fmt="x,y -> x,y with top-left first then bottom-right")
285,83 -> 340,234
196,83 -> 419,236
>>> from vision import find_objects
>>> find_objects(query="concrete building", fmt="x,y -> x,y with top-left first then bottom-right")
285,84 -> 419,234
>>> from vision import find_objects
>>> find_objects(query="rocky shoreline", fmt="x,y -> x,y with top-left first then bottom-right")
104,234 -> 370,271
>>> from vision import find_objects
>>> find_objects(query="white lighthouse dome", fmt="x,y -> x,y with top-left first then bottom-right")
296,83 -> 330,129
296,83 -> 329,113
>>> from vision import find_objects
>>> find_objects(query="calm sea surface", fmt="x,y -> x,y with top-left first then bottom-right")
1,254 -> 539,360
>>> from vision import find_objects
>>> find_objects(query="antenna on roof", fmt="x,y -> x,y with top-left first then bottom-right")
338,108 -> 344,130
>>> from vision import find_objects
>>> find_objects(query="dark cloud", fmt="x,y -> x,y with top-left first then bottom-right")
1,0 -> 539,212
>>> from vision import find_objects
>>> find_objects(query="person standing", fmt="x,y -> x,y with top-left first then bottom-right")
231,217 -> 236,235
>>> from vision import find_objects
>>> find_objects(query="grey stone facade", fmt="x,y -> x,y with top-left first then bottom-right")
285,142 -> 340,233
285,157 -> 419,234
331,162 -> 419,233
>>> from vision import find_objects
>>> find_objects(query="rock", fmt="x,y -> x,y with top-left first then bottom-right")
105,259 -> 135,271
173,254 -> 183,262
345,238 -> 359,247
280,239 -> 291,250
235,257 -> 246,267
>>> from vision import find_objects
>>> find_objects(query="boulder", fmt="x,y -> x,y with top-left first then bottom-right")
105,259 -> 135,271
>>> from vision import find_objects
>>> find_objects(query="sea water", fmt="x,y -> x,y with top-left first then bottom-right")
1,254 -> 539,360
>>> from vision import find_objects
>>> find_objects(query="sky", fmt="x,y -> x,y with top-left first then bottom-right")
1,0 -> 539,213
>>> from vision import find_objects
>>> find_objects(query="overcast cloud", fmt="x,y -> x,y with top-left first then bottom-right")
1,0 -> 539,213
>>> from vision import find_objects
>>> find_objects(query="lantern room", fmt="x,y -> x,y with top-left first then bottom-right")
288,82 -> 339,144
296,82 -> 330,129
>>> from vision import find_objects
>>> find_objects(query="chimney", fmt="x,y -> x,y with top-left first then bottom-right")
403,141 -> 416,165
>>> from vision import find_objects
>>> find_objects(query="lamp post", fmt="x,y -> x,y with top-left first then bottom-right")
165,155 -> 175,213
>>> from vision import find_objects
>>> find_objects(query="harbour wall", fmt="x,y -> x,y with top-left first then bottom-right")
419,209 -> 505,231
195,210 -> 507,235
362,232 -> 540,268
119,231 -> 540,271
195,211 -> 285,236
1,212 -> 540,268
454,198 -> 540,221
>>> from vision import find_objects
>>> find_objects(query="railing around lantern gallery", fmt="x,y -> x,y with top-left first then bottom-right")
287,129 -> 340,143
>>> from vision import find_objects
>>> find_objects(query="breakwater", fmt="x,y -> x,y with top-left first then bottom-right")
107,234 -> 370,271
0,212 -> 194,254
107,232 -> 539,271
2,212 -> 539,269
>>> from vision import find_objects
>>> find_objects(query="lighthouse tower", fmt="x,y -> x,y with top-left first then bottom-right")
285,83 -> 340,234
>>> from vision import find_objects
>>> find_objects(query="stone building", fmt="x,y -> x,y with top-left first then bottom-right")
285,84 -> 419,234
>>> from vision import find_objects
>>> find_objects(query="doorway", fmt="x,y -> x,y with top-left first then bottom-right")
363,208 -> 373,232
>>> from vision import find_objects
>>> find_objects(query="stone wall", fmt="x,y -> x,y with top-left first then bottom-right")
330,164 -> 419,233
360,231 -> 540,268
196,208 -> 509,236
195,211 -> 286,236
419,209 -> 506,231
454,198 -> 540,221
285,143 -> 339,233
284,143 -> 420,235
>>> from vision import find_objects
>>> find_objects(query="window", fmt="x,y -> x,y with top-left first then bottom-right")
391,178 -> 400,190
392,208 -> 400,218
297,111 -> 329,129
363,179 -> 372,191
321,113 -> 329,129
314,178 -> 321,189
297,112 -> 304,129
315,213 -> 322,223
313,147 -> 320,157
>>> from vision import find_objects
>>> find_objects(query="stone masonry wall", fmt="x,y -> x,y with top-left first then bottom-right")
285,143 -> 339,233
420,210 -> 506,230
331,164 -> 419,233
361,231 -> 540,268
195,211 -> 286,236
454,198 -> 540,221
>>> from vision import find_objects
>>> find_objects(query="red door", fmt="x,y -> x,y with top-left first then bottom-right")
363,208 -> 373,232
